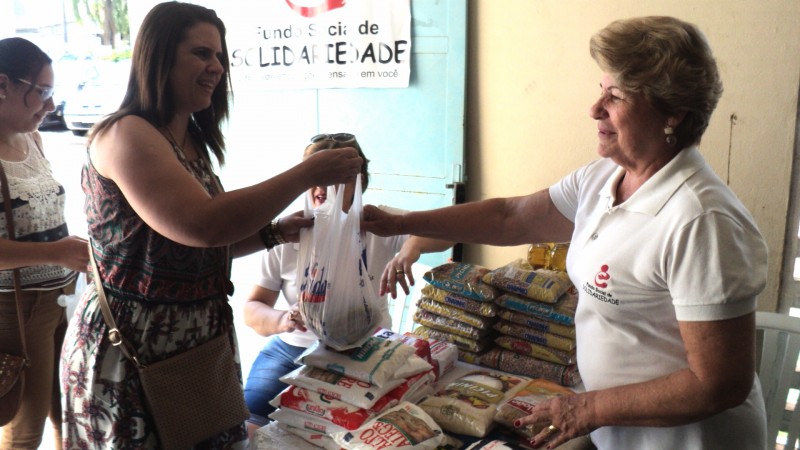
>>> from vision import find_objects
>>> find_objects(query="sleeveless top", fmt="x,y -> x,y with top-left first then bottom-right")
0,132 -> 76,291
82,143 -> 229,303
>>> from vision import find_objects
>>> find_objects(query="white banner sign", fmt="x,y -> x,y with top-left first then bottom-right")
224,0 -> 411,90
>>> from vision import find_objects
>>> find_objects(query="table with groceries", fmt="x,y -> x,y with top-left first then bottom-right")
251,244 -> 594,450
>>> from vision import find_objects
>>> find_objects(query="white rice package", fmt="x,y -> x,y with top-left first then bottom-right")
278,422 -> 343,450
280,365 -> 405,410
331,402 -> 444,450
269,407 -> 350,435
297,337 -> 416,387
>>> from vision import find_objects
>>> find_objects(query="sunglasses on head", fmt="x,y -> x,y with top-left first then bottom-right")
310,133 -> 356,144
14,78 -> 54,102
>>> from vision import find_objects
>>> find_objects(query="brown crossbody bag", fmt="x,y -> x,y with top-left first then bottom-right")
89,246 -> 248,449
0,161 -> 30,427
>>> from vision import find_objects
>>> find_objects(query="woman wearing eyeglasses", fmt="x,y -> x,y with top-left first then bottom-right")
241,133 -> 453,437
0,37 -> 88,449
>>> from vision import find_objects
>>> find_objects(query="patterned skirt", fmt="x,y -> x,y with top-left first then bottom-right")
60,283 -> 248,449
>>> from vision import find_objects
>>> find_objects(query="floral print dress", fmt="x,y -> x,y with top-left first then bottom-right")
61,145 -> 247,449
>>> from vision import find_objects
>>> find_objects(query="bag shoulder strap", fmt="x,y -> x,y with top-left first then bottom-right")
0,161 -> 29,363
88,248 -> 145,369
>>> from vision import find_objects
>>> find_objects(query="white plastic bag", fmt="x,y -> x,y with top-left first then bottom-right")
58,272 -> 87,322
297,174 -> 381,351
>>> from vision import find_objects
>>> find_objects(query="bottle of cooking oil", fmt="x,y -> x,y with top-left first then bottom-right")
527,243 -> 552,269
549,242 -> 570,272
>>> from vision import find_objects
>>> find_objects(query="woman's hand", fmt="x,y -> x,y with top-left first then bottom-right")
515,392 -> 596,448
361,205 -> 402,237
54,236 -> 90,272
275,211 -> 314,243
300,147 -> 363,187
280,305 -> 307,334
380,245 -> 421,298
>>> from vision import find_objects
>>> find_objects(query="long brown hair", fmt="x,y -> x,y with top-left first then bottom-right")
90,2 -> 232,165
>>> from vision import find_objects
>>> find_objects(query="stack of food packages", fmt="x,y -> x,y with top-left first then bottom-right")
411,262 -> 502,362
266,327 -> 462,450
474,257 -> 581,387
415,369 -> 577,447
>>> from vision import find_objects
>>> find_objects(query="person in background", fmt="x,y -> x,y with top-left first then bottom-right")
0,37 -> 88,450
59,3 -> 363,448
362,16 -> 768,450
242,133 -> 453,437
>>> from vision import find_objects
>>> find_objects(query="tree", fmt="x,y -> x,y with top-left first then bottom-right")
72,0 -> 128,49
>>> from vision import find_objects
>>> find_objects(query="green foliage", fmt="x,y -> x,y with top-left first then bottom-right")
71,0 -> 129,46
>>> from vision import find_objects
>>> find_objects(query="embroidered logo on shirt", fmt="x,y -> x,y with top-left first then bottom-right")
582,264 -> 619,306
594,264 -> 610,288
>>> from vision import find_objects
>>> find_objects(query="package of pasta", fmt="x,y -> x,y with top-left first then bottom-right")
494,287 -> 578,326
457,348 -> 488,365
494,336 -> 576,365
479,347 -> 581,387
412,325 -> 494,353
417,298 -> 497,330
280,366 -> 405,410
493,321 -> 575,352
414,310 -> 491,340
494,379 -> 576,438
270,385 -> 375,430
418,370 -> 528,437
497,308 -> 575,339
482,259 -> 572,303
421,284 -> 499,317
422,262 -> 500,302
331,401 -> 445,450
297,337 -> 416,387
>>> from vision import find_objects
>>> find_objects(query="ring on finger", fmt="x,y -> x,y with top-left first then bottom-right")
395,269 -> 405,274
546,424 -> 559,435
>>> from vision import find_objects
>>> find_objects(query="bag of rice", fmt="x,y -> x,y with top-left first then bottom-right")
297,337 -> 417,387
423,263 -> 500,301
494,379 -> 576,439
331,401 -> 444,450
269,407 -> 351,435
482,259 -> 572,303
427,338 -> 458,380
270,385 -> 375,430
418,370 -> 528,437
278,422 -> 344,450
280,366 -> 405,410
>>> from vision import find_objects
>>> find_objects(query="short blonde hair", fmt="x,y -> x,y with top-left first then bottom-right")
590,16 -> 723,147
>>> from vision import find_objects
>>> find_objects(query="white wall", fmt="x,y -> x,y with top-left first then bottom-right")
463,0 -> 800,312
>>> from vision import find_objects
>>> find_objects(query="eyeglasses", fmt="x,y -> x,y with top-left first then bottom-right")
310,133 -> 355,144
14,78 -> 54,102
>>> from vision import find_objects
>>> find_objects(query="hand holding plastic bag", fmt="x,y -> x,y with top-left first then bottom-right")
297,175 -> 380,350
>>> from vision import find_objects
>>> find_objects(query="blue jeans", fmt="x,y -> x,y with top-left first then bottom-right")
243,336 -> 305,426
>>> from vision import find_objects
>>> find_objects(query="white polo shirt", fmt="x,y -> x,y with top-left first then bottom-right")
549,147 -> 768,449
258,206 -> 409,348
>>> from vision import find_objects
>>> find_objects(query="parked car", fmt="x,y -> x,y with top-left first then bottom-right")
63,59 -> 130,136
39,52 -> 95,131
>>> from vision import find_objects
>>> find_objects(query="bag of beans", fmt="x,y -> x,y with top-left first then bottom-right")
497,309 -> 575,339
482,259 -> 572,303
495,379 -> 576,439
423,263 -> 500,301
422,285 -> 499,317
495,287 -> 578,326
479,348 -> 581,387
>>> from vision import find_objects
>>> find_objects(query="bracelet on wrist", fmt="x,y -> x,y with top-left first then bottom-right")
270,219 -> 288,245
258,220 -> 287,250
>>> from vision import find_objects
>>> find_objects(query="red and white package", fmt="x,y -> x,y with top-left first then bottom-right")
375,328 -> 433,365
331,401 -> 444,450
268,407 -> 350,435
427,338 -> 458,380
280,365 -> 404,410
395,354 -> 434,380
270,385 -> 374,430
368,369 -> 437,414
